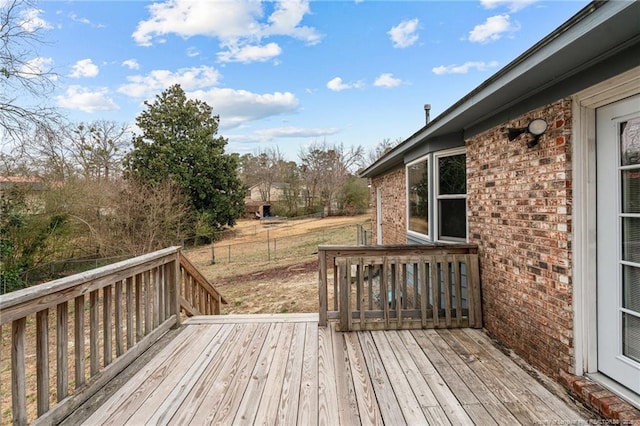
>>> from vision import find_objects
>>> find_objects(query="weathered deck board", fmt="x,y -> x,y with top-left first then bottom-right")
79,313 -> 588,425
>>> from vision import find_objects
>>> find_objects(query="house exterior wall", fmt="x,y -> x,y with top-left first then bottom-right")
368,98 -> 575,381
248,185 -> 286,202
371,167 -> 406,245
466,98 -> 574,380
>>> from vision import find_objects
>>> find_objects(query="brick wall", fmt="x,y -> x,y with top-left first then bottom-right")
466,98 -> 574,380
371,167 -> 406,245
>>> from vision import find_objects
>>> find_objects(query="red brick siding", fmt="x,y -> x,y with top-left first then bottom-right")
371,168 -> 407,245
466,98 -> 574,380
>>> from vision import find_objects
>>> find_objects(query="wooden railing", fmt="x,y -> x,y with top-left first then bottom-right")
0,247 -> 225,425
318,244 -> 482,331
179,254 -> 227,316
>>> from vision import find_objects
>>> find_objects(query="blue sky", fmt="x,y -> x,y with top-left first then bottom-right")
25,0 -> 589,161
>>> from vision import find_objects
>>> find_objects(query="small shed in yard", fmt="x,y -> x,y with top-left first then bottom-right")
360,0 -> 640,414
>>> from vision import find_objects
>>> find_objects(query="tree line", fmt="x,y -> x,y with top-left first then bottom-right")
238,143 -> 370,217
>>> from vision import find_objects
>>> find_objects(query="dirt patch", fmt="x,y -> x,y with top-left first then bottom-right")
214,259 -> 325,315
216,259 -> 318,287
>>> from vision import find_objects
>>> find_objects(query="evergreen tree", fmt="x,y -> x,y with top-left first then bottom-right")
124,84 -> 246,230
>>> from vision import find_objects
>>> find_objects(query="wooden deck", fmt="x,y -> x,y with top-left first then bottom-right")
77,313 -> 587,425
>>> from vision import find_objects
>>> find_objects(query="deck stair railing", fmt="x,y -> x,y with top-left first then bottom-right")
318,244 -> 482,331
0,246 -> 225,426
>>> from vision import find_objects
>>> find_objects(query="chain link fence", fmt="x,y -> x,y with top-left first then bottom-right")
10,218 -> 373,293
187,221 -> 373,265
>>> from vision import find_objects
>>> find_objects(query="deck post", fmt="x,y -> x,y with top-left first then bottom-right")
170,251 -> 181,326
318,248 -> 328,326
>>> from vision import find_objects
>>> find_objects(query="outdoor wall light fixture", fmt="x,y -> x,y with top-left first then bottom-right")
507,118 -> 548,148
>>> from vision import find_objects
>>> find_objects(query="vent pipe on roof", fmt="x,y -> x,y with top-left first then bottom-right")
424,104 -> 431,125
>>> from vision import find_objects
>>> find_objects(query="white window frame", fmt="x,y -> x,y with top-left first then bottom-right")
406,155 -> 431,240
406,148 -> 468,242
434,147 -> 468,243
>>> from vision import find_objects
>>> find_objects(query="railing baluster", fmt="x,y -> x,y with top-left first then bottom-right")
443,258 -> 452,327
90,290 -> 99,376
430,257 -> 439,328
413,263 -> 419,310
454,255 -> 464,326
103,285 -> 113,367
135,274 -> 143,343
127,277 -> 134,349
358,258 -> 365,328
164,262 -> 171,320
402,263 -> 408,310
36,309 -> 49,416
367,263 -> 374,311
420,262 -> 427,328
333,262 -> 338,312
153,268 -> 160,327
382,257 -> 389,329
145,270 -> 152,334
75,295 -> 85,388
115,280 -> 123,357
390,262 -> 396,311
339,258 -> 351,331
395,259 -> 402,327
12,318 -> 27,426
57,302 -> 69,401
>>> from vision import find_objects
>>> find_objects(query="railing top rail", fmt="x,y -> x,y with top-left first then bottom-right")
0,246 -> 182,315
318,243 -> 478,253
179,254 -> 228,305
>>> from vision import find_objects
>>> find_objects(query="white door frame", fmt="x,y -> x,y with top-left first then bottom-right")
573,66 -> 640,403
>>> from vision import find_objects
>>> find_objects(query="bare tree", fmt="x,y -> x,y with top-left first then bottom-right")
69,121 -> 130,181
299,140 -> 363,216
364,137 -> 403,168
21,124 -> 75,181
97,179 -> 189,256
44,178 -> 189,257
239,147 -> 286,202
1,0 -> 60,142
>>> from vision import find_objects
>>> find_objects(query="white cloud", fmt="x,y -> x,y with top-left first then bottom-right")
253,126 -> 340,138
69,12 -> 91,25
186,47 -> 200,57
480,0 -> 537,12
19,57 -> 55,80
432,60 -> 500,75
326,77 -> 364,92
218,42 -> 282,63
388,18 -> 419,48
263,0 -> 321,44
69,59 -> 99,78
122,59 -> 140,70
132,0 -> 321,47
56,86 -> 119,113
374,73 -> 402,88
117,66 -> 221,98
20,8 -> 52,32
187,87 -> 300,128
68,12 -> 105,28
468,14 -> 519,43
